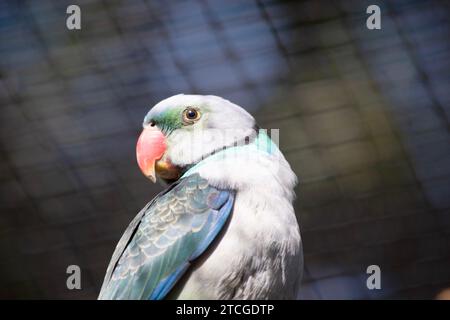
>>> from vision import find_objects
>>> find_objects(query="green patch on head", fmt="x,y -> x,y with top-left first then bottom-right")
151,107 -> 184,134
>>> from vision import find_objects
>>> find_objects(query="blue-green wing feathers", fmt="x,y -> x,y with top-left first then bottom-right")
98,174 -> 234,300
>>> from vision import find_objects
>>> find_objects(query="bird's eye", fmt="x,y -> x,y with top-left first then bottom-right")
182,107 -> 201,124
149,120 -> 156,127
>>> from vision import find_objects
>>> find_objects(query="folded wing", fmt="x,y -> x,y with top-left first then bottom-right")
98,173 -> 234,300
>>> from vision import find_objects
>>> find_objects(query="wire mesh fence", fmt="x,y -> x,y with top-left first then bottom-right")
0,0 -> 449,299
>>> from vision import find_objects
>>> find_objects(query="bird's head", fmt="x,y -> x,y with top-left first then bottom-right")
136,94 -> 256,183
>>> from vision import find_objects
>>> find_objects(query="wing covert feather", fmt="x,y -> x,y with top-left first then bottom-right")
98,174 -> 234,300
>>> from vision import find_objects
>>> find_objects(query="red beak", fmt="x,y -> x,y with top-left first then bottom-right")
136,126 -> 166,182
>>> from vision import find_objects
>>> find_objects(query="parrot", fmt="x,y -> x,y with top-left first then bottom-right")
98,94 -> 303,300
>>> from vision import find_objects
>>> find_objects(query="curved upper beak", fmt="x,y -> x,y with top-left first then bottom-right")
136,126 -> 166,182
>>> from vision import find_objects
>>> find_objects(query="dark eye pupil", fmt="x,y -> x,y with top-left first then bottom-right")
187,110 -> 196,118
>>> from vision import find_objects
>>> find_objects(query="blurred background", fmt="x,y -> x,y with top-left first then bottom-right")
0,0 -> 449,299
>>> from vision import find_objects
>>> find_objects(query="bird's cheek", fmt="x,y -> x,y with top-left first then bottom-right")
136,126 -> 166,182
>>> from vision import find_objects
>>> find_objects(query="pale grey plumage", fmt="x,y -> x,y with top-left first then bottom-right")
99,94 -> 303,299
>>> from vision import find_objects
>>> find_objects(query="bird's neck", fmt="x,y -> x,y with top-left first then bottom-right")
180,128 -> 279,179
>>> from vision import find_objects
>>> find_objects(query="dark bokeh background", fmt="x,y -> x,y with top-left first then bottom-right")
0,0 -> 449,299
